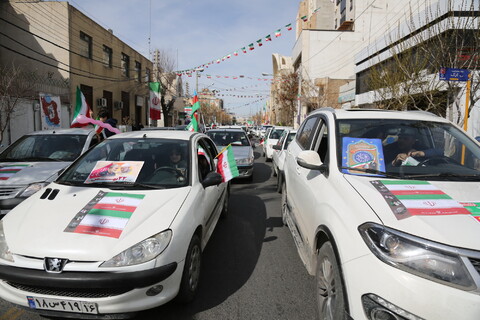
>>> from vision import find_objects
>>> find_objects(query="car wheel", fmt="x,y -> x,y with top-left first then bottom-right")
281,180 -> 287,226
276,173 -> 282,193
220,187 -> 229,219
316,242 -> 347,320
177,234 -> 202,303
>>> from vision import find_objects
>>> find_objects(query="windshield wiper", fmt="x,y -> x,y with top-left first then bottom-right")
103,182 -> 163,190
22,157 -> 63,162
402,172 -> 480,181
339,166 -> 400,179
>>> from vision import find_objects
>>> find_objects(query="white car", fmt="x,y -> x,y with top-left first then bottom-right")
272,129 -> 296,193
0,128 -> 99,217
282,108 -> 480,320
263,126 -> 292,161
0,131 -> 228,318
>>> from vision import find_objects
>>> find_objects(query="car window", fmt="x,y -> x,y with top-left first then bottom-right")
285,132 -> 296,149
313,120 -> 329,163
297,116 -> 320,150
197,138 -> 216,181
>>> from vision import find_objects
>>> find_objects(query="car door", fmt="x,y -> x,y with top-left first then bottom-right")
293,118 -> 330,251
196,137 -> 223,243
286,116 -> 321,236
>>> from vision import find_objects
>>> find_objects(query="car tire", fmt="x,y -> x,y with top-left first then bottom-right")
220,187 -> 229,219
281,180 -> 287,226
316,242 -> 347,320
176,234 -> 202,303
276,173 -> 282,193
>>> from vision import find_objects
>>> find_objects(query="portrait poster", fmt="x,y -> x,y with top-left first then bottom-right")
39,93 -> 62,130
84,161 -> 144,184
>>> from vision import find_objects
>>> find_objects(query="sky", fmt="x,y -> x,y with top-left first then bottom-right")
67,0 -> 300,119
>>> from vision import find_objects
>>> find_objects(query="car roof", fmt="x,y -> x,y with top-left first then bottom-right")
207,129 -> 246,133
312,108 -> 448,123
27,127 -> 96,136
109,130 -> 199,141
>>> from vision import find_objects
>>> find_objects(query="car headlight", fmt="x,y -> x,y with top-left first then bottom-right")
19,183 -> 48,198
0,221 -> 14,262
359,222 -> 475,290
236,157 -> 254,165
100,230 -> 172,268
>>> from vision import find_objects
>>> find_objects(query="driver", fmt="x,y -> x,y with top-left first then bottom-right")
168,146 -> 187,173
384,127 -> 440,166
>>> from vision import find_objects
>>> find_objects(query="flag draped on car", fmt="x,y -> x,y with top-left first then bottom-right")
71,87 -> 93,128
149,82 -> 162,120
186,91 -> 201,132
216,144 -> 239,182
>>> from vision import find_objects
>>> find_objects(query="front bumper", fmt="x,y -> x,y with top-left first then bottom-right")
343,253 -> 480,319
0,261 -> 184,316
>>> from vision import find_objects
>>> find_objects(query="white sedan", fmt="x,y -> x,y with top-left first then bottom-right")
272,129 -> 296,193
0,131 -> 228,318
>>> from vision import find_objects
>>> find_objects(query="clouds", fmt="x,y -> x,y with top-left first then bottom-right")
68,0 -> 298,118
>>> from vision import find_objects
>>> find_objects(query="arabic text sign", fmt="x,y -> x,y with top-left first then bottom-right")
439,68 -> 470,82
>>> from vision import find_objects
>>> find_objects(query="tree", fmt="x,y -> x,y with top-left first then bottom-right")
0,63 -> 35,143
153,49 -> 178,127
366,0 -> 480,125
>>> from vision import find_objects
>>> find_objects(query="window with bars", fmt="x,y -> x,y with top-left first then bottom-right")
135,61 -> 141,82
103,45 -> 112,68
79,32 -> 92,59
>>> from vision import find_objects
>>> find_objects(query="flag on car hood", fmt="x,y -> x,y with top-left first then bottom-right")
216,144 -> 239,182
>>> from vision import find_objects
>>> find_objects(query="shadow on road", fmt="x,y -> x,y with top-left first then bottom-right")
139,193 -> 267,320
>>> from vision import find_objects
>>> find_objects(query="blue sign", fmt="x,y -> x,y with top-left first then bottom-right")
439,67 -> 470,82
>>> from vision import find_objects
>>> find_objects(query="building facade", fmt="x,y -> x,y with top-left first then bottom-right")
0,0 -> 152,145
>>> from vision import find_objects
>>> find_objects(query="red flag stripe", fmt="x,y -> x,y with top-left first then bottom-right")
390,190 -> 446,196
74,225 -> 122,238
408,207 -> 471,216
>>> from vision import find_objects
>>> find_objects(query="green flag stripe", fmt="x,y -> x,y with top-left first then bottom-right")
104,192 -> 145,199
0,170 -> 22,173
88,209 -> 133,219
396,194 -> 452,200
463,206 -> 480,214
381,180 -> 430,185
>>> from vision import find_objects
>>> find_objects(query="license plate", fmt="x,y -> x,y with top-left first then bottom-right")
27,296 -> 98,314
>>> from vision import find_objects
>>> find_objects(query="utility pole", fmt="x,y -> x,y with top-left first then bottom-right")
296,64 -> 302,129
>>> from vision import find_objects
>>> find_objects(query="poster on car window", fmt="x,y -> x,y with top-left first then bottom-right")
64,191 -> 145,238
39,93 -> 62,130
84,161 -> 144,184
342,138 -> 385,175
371,180 -> 471,220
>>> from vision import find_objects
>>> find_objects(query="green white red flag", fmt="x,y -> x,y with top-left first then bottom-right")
149,82 -> 162,120
186,91 -> 201,132
71,86 -> 93,128
216,144 -> 239,182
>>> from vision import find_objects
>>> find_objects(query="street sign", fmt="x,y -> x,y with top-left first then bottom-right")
439,67 -> 470,81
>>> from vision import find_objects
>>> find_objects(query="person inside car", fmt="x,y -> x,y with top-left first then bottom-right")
383,127 -> 442,166
168,146 -> 187,171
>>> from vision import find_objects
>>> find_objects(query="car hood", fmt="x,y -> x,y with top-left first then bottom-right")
0,162 -> 69,185
344,174 -> 480,251
4,183 -> 190,261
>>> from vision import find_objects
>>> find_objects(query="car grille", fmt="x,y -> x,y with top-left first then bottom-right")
0,186 -> 22,199
6,282 -> 131,298
470,258 -> 480,276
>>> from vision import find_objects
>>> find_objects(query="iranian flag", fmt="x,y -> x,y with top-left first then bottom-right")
71,87 -> 92,128
257,39 -> 263,47
275,29 -> 282,37
248,43 -> 255,50
149,82 -> 162,120
216,145 -> 239,182
301,15 -> 308,22
380,180 -> 471,216
0,164 -> 31,180
265,35 -> 272,41
185,92 -> 201,132
65,192 -> 145,239
286,23 -> 292,31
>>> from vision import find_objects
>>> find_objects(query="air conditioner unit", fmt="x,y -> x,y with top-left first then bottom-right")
114,101 -> 123,110
97,98 -> 107,107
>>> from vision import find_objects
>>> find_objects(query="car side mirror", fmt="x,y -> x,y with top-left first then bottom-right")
272,145 -> 281,150
202,172 -> 223,188
296,150 -> 327,173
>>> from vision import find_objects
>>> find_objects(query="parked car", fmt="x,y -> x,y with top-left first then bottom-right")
272,129 -> 296,192
282,108 -> 480,320
206,128 -> 254,180
263,126 -> 292,161
0,128 -> 99,217
0,130 -> 228,318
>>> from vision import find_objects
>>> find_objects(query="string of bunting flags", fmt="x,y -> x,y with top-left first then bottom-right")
175,8 -> 321,75
196,74 -> 296,83
227,97 -> 269,110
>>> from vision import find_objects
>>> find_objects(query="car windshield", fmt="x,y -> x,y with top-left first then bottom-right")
336,119 -> 480,181
0,134 -> 87,162
269,129 -> 285,140
207,131 -> 250,147
57,138 -> 190,189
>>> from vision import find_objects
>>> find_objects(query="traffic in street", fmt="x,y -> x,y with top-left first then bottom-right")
0,142 -> 316,320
